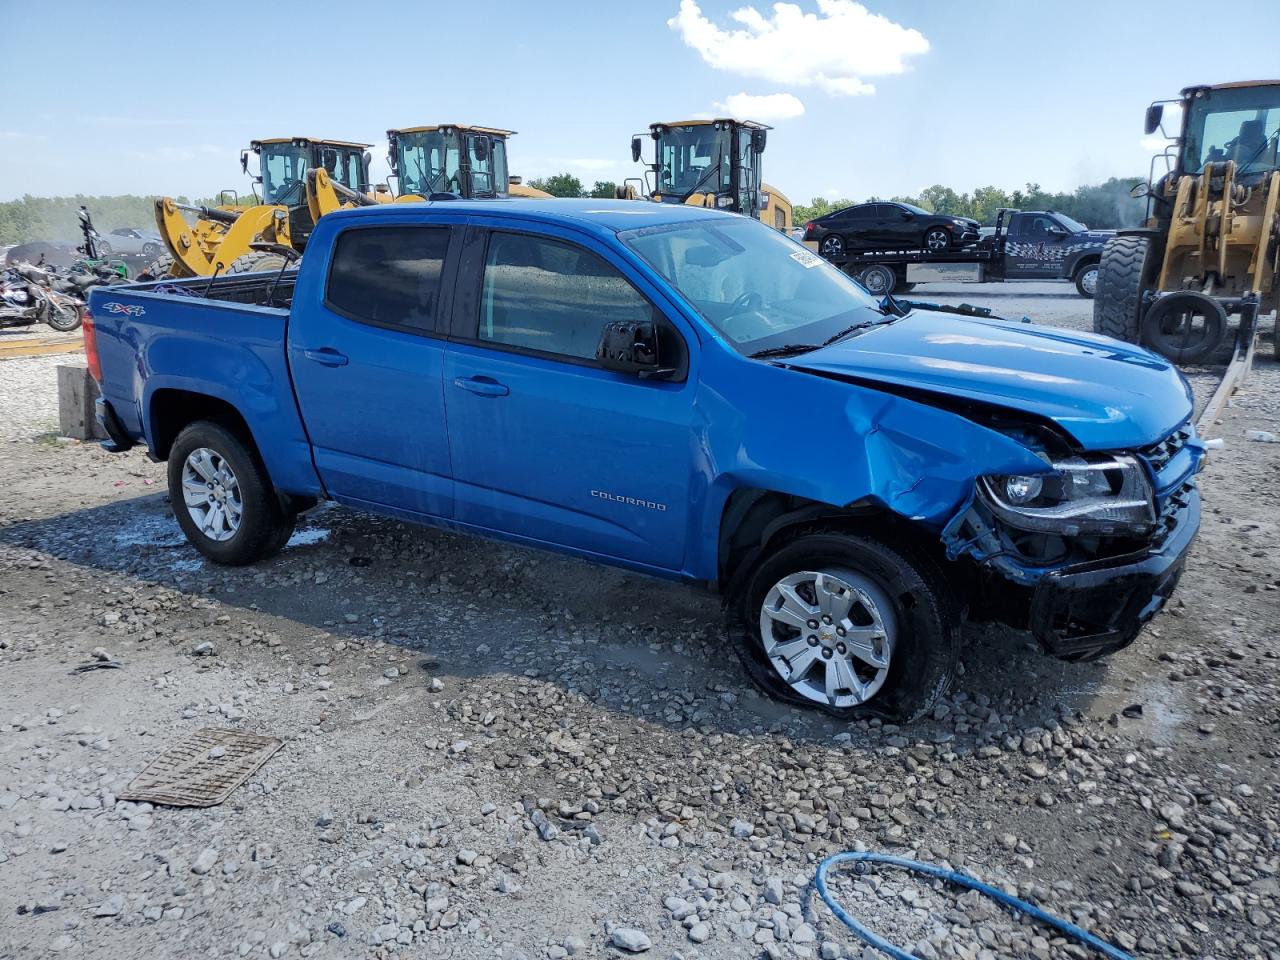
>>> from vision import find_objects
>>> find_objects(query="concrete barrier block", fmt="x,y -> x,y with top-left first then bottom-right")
57,364 -> 107,441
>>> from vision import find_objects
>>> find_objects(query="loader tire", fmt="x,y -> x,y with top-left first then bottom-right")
1093,235 -> 1156,344
227,251 -> 296,275
141,255 -> 176,281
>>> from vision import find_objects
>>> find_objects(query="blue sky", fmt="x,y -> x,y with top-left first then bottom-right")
3,0 -> 1280,205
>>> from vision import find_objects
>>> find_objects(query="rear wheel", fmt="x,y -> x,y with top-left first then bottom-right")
142,242 -> 160,258
167,421 -> 294,566
1073,261 -> 1100,299
858,264 -> 896,296
1093,236 -> 1157,342
226,251 -> 297,275
923,227 -> 951,253
728,529 -> 958,721
820,234 -> 845,257
1140,291 -> 1228,364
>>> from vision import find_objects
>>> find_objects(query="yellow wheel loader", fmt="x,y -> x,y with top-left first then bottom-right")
150,137 -> 374,278
1095,81 -> 1280,364
627,119 -> 794,232
386,125 -> 551,200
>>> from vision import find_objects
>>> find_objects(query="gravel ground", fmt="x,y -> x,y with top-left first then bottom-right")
1,289 -> 1278,960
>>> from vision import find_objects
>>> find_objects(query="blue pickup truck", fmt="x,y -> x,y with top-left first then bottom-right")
84,199 -> 1203,720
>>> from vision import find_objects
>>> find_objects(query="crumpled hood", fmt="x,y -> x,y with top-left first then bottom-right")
788,312 -> 1191,450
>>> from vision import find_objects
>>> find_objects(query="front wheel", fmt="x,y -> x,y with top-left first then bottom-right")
923,227 -> 951,253
168,421 -> 294,566
45,297 -> 83,332
1093,236 -> 1156,342
142,242 -> 159,258
1073,262 -> 1100,299
728,530 -> 958,721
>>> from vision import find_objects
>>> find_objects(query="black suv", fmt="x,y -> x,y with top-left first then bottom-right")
804,202 -> 980,256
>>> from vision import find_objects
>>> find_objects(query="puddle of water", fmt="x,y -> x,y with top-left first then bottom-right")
286,527 -> 331,548
112,512 -> 187,549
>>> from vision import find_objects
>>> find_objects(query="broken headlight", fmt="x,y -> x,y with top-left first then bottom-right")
980,455 -> 1155,536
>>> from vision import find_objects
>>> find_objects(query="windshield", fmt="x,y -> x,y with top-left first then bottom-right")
259,144 -> 310,205
1182,85 -> 1280,175
620,215 -> 883,356
656,125 -> 731,199
1054,212 -> 1088,233
898,202 -> 930,216
465,134 -> 508,197
396,131 -> 459,196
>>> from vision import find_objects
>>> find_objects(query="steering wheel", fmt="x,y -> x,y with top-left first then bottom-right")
727,290 -> 764,315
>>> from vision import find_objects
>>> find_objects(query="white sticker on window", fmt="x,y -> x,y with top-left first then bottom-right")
789,249 -> 822,269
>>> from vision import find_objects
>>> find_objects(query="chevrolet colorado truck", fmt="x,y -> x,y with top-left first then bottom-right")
85,199 -> 1203,720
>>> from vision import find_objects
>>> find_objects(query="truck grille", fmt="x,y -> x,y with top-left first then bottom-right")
1139,422 -> 1192,473
1153,480 -> 1195,547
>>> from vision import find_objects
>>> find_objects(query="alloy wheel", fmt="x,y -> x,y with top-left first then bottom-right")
758,568 -> 895,708
181,447 -> 242,542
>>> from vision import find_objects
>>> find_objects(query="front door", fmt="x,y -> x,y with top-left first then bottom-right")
1007,214 -> 1070,278
288,222 -> 456,518
442,225 -> 697,571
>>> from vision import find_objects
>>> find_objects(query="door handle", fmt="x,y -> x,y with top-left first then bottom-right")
303,347 -> 349,367
453,375 -> 509,397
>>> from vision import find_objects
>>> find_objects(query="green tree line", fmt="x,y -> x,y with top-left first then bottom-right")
794,177 -> 1147,230
0,194 -> 184,246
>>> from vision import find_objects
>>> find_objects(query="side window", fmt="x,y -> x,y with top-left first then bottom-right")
326,226 -> 450,332
1026,216 -> 1056,239
477,232 -> 656,361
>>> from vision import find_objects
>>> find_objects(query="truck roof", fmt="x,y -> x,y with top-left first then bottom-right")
326,197 -> 735,236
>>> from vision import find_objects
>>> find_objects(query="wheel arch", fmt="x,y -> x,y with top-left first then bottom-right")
716,488 -> 946,595
147,388 -> 257,462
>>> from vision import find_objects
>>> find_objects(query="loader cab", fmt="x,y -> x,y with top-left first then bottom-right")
639,119 -> 769,219
1171,82 -> 1280,180
387,125 -> 513,199
246,138 -> 372,207
245,137 -> 372,249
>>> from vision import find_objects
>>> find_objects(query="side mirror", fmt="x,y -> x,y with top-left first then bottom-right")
1144,103 -> 1164,136
751,128 -> 767,153
1046,225 -> 1068,237
474,138 -> 489,161
1129,180 -> 1151,199
240,150 -> 249,174
631,136 -> 642,164
597,320 -> 660,375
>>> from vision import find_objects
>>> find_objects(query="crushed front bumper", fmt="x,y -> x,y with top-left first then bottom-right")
1028,486 -> 1199,660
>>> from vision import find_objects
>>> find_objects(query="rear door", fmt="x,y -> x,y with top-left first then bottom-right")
441,222 -> 698,570
288,221 -> 456,518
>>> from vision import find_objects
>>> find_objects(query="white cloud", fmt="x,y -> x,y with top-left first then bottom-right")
714,91 -> 805,120
668,0 -> 928,97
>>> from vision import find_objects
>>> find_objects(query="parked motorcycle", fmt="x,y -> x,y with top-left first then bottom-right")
1,265 -> 84,332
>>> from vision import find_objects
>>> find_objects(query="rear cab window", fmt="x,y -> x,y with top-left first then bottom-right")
325,226 -> 451,332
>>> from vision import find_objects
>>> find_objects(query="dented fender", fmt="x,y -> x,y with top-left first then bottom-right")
685,349 -> 1050,580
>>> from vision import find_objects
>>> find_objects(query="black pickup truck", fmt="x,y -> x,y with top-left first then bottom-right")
810,209 -> 1112,299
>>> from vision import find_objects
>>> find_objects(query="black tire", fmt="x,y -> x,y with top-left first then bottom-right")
1073,261 -> 1100,299
727,529 -> 958,722
45,298 -> 83,332
142,242 -> 159,258
96,240 -> 112,256
226,251 -> 297,275
1140,292 -> 1228,364
923,227 -> 951,253
820,234 -> 845,258
859,264 -> 896,296
1093,236 -> 1157,342
141,254 -> 175,280
167,421 -> 294,566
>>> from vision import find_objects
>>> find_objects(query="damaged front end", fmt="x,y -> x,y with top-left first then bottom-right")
942,421 -> 1204,661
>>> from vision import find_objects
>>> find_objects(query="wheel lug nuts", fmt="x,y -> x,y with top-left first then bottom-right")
821,648 -> 833,659
806,620 -> 818,629
807,635 -> 818,646
822,615 -> 832,624
836,627 -> 846,636
837,643 -> 846,655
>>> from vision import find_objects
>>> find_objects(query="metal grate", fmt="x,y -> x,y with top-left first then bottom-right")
118,728 -> 282,808
1139,423 -> 1192,473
